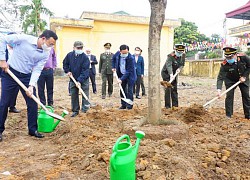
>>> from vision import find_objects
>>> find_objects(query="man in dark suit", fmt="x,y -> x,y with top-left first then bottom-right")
133,47 -> 144,99
112,45 -> 137,109
217,47 -> 250,119
86,48 -> 98,94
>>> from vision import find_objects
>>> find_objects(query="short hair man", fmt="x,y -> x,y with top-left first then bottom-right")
0,30 -> 58,141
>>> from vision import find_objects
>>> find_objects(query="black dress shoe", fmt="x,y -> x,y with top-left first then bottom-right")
102,95 -> 106,99
142,94 -> 147,96
71,112 -> 79,117
136,96 -> 141,99
29,131 -> 44,138
119,106 -> 126,109
9,107 -> 21,113
0,133 -> 2,142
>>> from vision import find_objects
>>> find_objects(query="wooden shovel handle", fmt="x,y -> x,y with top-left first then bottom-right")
113,71 -> 127,99
6,69 -> 48,111
203,81 -> 241,107
69,75 -> 89,101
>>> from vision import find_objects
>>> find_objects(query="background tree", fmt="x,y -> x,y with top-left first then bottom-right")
20,0 -> 53,36
174,19 -> 210,44
0,0 -> 22,31
147,0 -> 167,124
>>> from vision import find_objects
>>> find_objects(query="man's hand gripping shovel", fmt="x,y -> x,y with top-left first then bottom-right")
160,69 -> 180,88
203,81 -> 241,107
6,69 -> 64,121
113,71 -> 133,105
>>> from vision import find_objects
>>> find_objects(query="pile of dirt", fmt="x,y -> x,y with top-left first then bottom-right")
0,76 -> 249,179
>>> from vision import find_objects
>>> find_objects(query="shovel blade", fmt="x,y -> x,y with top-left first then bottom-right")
122,98 -> 134,105
46,111 -> 65,121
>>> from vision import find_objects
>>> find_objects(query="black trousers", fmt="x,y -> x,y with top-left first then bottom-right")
0,70 -> 19,108
0,67 -> 38,134
225,82 -> 250,118
37,68 -> 54,106
89,69 -> 97,93
134,75 -> 142,96
164,79 -> 178,108
141,77 -> 146,95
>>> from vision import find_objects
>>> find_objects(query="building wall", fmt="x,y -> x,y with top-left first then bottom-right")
181,59 -> 223,78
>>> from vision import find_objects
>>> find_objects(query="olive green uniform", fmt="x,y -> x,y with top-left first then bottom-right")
217,55 -> 250,118
161,52 -> 185,108
99,52 -> 114,97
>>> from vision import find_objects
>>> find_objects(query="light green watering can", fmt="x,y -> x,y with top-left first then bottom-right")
110,131 -> 145,180
38,106 -> 68,133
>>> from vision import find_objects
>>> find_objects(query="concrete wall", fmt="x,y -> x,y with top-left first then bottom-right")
181,59 -> 223,78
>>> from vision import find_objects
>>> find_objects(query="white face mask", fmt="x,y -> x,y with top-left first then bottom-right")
75,50 -> 83,55
42,43 -> 51,52
135,50 -> 140,55
105,49 -> 110,53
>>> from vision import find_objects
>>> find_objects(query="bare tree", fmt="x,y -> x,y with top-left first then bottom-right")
147,0 -> 167,124
0,0 -> 22,31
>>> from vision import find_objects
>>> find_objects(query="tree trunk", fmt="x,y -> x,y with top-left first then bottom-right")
147,0 -> 167,124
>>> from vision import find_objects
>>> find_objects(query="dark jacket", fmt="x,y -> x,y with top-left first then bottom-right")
217,54 -> 250,89
99,52 -> 114,74
63,51 -> 90,83
112,52 -> 137,84
133,55 -> 144,76
161,52 -> 185,81
88,54 -> 98,75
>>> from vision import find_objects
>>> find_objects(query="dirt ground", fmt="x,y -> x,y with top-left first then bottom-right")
0,75 -> 249,180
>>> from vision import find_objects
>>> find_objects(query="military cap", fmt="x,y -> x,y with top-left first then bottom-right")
223,47 -> 237,56
175,44 -> 185,52
74,41 -> 83,48
104,43 -> 111,48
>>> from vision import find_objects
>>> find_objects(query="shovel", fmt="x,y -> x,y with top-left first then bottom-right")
160,70 -> 180,88
6,69 -> 64,121
113,71 -> 133,105
69,74 -> 95,107
203,81 -> 241,107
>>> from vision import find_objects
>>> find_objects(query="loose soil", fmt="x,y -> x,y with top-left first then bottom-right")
0,75 -> 249,180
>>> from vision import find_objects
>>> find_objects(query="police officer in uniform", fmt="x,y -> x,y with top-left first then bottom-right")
161,44 -> 186,109
217,47 -> 250,119
99,43 -> 114,99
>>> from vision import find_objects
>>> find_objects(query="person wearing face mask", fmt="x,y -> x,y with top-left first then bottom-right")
133,47 -> 144,99
63,41 -> 90,117
161,44 -> 186,109
99,43 -> 114,99
0,30 -> 58,141
112,44 -> 137,109
86,48 -> 98,94
217,47 -> 250,119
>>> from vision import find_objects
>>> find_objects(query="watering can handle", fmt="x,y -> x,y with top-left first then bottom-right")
113,134 -> 131,152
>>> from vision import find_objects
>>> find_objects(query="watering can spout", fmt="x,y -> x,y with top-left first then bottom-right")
134,131 -> 145,158
52,110 -> 68,130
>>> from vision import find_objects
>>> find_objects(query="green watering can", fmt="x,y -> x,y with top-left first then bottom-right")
37,106 -> 68,133
110,131 -> 145,180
